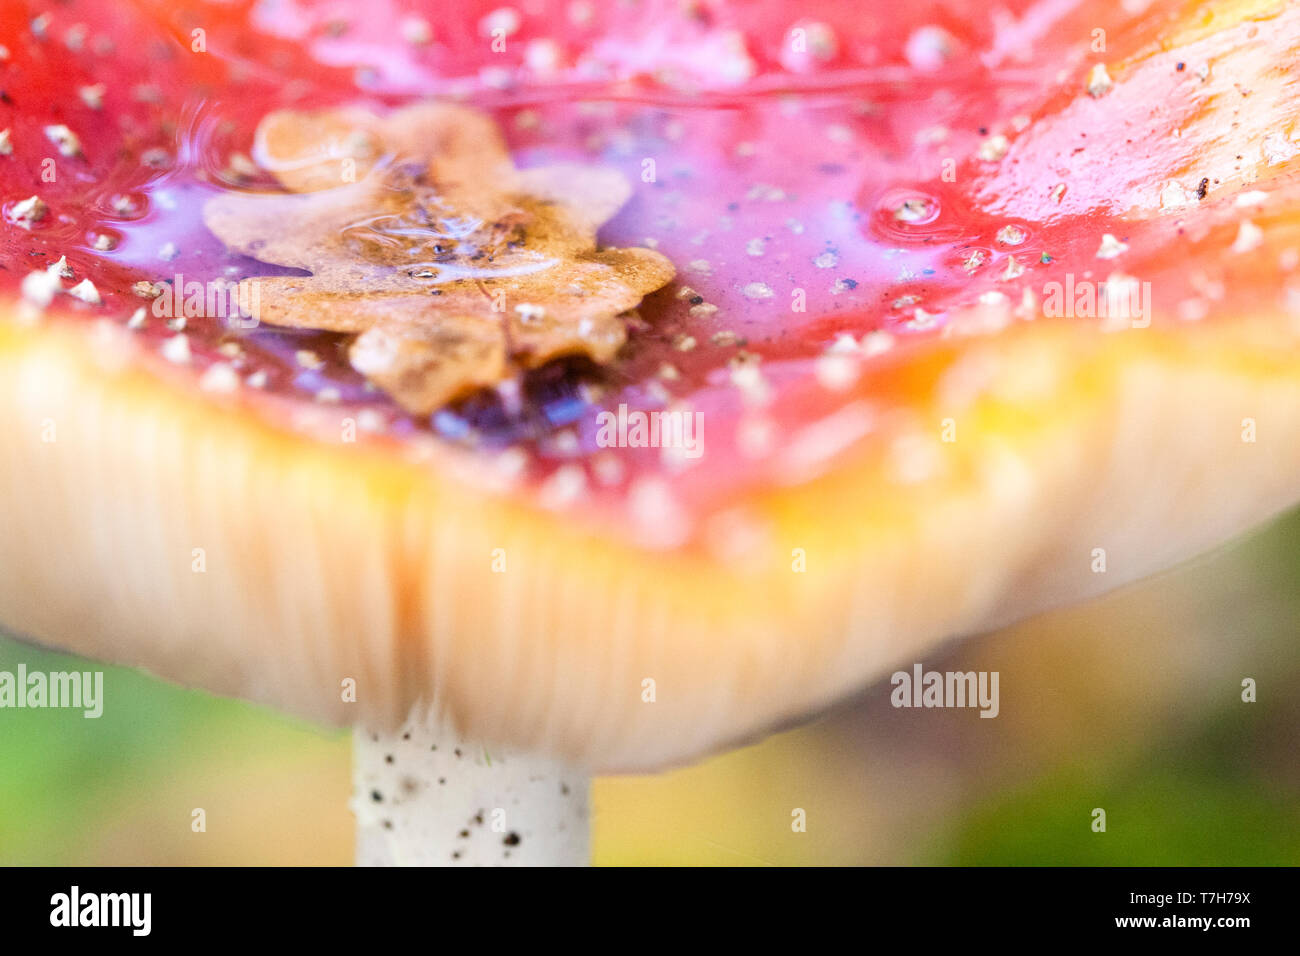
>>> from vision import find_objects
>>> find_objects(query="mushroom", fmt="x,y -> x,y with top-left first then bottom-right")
8,313 -> 1300,867
5,0 -> 1300,867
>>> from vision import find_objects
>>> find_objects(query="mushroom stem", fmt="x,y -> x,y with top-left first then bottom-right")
352,710 -> 590,866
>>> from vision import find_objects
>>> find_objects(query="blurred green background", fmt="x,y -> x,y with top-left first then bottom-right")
2,510 -> 1298,866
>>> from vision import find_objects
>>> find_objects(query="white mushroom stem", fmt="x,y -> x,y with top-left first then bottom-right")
352,710 -> 590,866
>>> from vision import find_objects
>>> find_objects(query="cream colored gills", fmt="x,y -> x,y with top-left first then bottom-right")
5,315 -> 1300,775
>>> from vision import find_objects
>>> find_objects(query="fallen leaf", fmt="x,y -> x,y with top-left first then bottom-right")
204,103 -> 675,414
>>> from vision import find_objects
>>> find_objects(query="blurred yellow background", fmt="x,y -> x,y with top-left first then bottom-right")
2,509 -> 1297,865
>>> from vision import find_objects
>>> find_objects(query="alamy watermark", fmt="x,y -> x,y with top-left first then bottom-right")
1042,274 -> 1152,328
151,273 -> 258,327
0,664 -> 103,718
50,886 -> 150,936
890,663 -> 999,718
595,403 -> 704,459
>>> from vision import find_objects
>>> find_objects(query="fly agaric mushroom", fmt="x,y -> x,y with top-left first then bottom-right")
5,0 -> 1300,866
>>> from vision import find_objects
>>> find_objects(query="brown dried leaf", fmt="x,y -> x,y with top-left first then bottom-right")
203,103 -> 675,414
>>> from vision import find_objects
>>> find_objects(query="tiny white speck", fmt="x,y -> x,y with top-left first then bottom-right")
862,331 -> 895,356
628,476 -> 691,548
523,38 -> 563,76
729,357 -> 771,405
400,17 -> 433,45
1231,220 -> 1263,254
356,409 -> 386,433
1086,63 -> 1113,97
1263,132 -> 1298,166
585,452 -> 620,488
199,363 -> 240,394
549,429 -> 581,456
78,84 -> 106,110
63,24 -> 87,51
539,464 -> 587,510
479,7 -> 521,37
161,334 -> 191,365
978,134 -> 1009,162
1159,181 -> 1188,210
1096,233 -> 1129,259
815,352 -> 860,391
67,278 -> 101,304
996,224 -> 1026,246
21,269 -> 61,307
904,25 -> 955,71
736,415 -> 775,458
746,183 -> 787,203
10,195 -> 47,228
894,198 -> 931,223
44,124 -> 82,158
910,307 -> 938,329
